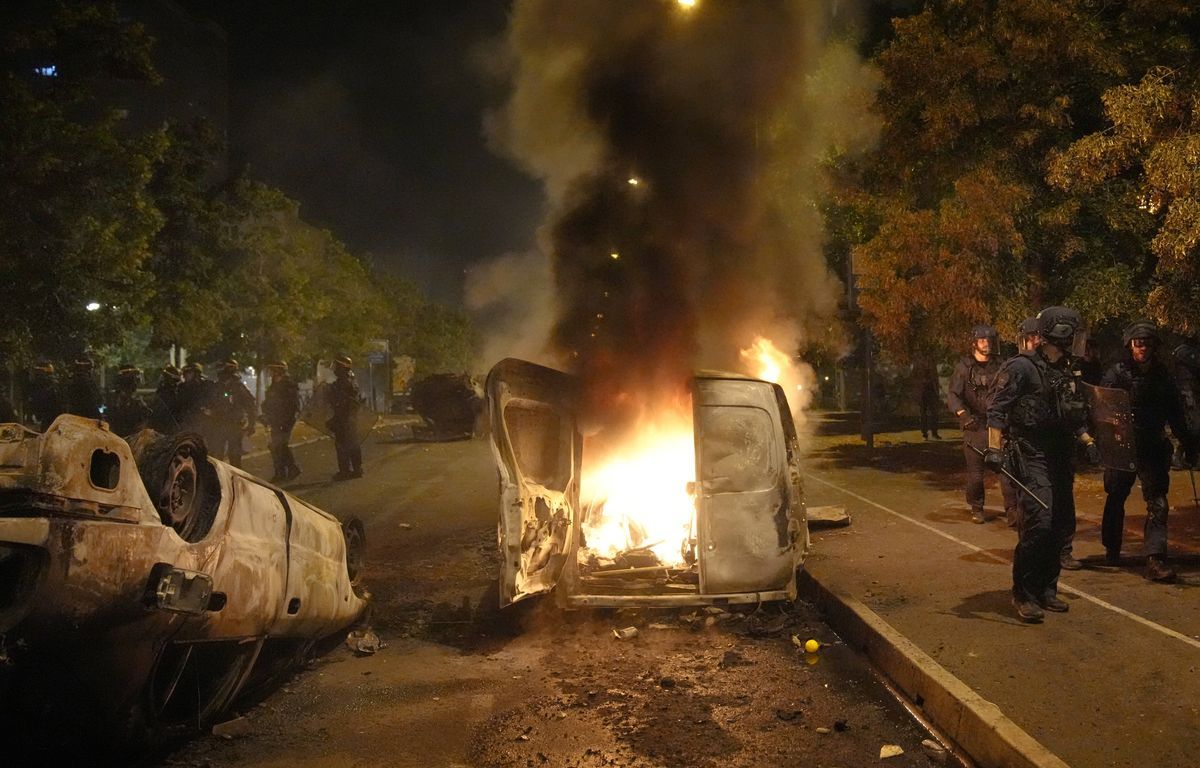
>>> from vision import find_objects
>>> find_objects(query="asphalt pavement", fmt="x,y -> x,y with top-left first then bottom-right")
803,413 -> 1200,768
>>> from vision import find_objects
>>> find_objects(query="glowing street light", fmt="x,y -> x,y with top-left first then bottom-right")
85,301 -> 101,312
610,252 -> 620,260
627,177 -> 640,186
677,0 -> 697,9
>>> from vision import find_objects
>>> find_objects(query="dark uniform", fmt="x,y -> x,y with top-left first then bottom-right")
263,363 -> 301,482
27,363 -> 62,430
210,360 -> 258,468
987,307 -> 1097,622
106,365 -> 151,436
948,325 -> 1017,524
329,356 -> 362,480
150,365 -> 184,433
1100,322 -> 1195,582
65,359 -> 101,419
177,363 -> 215,435
1172,341 -> 1200,470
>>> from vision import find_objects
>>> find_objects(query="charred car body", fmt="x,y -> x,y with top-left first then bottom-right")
487,358 -> 808,608
0,415 -> 367,753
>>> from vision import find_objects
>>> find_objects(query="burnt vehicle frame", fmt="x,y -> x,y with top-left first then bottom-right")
0,415 -> 368,753
487,358 -> 809,609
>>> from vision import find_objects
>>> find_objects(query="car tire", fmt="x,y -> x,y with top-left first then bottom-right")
134,432 -> 220,542
343,517 -> 366,591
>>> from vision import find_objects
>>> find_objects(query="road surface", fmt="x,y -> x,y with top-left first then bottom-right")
164,430 -> 945,768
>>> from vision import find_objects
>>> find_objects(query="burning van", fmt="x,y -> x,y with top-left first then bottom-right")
487,358 -> 808,608
0,415 -> 367,752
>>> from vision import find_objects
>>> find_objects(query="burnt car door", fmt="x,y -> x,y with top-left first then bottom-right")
487,358 -> 581,607
692,376 -> 800,595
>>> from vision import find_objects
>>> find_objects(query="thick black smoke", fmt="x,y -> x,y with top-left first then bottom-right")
487,0 -> 878,430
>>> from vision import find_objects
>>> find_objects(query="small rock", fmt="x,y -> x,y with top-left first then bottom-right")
833,719 -> 849,732
719,650 -> 751,668
659,677 -> 677,689
703,607 -> 726,615
399,522 -> 413,530
880,744 -> 904,759
774,708 -> 803,722
704,616 -> 717,628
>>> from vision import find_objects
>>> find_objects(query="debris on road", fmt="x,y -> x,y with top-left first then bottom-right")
816,726 -> 831,734
775,708 -> 804,722
807,504 -> 851,529
399,522 -> 413,530
612,626 -> 639,640
880,744 -> 905,759
346,629 -> 385,655
211,716 -> 253,739
921,738 -> 949,763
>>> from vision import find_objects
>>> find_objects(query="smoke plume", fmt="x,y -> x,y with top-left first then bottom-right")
487,0 -> 879,429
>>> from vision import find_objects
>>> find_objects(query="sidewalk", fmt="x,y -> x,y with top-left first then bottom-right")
802,413 -> 1200,768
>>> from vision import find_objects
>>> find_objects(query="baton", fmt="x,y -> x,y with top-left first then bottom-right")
1189,466 -> 1199,509
969,444 -> 1049,510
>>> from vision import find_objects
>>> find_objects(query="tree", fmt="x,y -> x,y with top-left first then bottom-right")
1049,66 -> 1200,336
382,274 -> 479,378
841,0 -> 1198,360
0,2 -> 164,364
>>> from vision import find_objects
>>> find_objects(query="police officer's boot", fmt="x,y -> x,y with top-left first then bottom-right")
1012,595 -> 1044,623
970,506 -> 987,524
1059,552 -> 1082,571
1039,594 -> 1069,612
1145,556 -> 1177,583
1005,506 -> 1020,529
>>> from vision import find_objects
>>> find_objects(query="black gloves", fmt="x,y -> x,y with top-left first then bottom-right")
959,412 -> 980,431
1084,441 -> 1101,465
983,448 -> 1004,473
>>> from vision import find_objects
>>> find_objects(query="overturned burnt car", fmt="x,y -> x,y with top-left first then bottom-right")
487,358 -> 808,609
0,415 -> 367,753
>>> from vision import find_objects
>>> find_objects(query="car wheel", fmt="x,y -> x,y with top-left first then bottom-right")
343,517 -> 366,590
135,432 -> 220,543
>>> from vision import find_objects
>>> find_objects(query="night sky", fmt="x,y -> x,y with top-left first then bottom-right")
181,0 -> 544,303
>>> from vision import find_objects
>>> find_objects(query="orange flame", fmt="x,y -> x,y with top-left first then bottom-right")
580,408 -> 696,568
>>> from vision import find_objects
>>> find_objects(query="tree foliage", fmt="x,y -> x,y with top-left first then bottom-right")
0,2 -> 474,380
0,2 -> 163,363
839,0 -> 1199,361
1050,67 -> 1200,335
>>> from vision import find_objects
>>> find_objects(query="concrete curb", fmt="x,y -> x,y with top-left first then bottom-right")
798,570 -> 1071,768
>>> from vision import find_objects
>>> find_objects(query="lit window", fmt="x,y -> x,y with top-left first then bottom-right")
33,65 -> 57,77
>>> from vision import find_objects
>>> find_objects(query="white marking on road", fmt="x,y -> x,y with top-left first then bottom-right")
806,471 -> 1200,652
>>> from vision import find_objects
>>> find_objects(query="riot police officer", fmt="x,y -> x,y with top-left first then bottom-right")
27,362 -> 62,430
329,355 -> 363,480
210,359 -> 257,468
65,356 -> 101,419
176,362 -> 214,435
1016,317 -> 1040,355
1172,339 -> 1200,470
263,361 -> 301,482
1100,322 -> 1196,582
948,325 -> 1018,524
986,307 -> 1099,622
150,365 -> 184,433
107,363 -> 151,436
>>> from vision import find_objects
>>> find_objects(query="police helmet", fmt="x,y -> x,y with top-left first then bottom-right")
182,362 -> 203,376
73,356 -> 94,371
1036,306 -> 1082,346
1019,317 -> 1040,337
971,324 -> 997,341
333,355 -> 352,370
161,365 -> 183,382
117,363 -> 141,381
218,358 -> 239,374
1121,320 -> 1159,348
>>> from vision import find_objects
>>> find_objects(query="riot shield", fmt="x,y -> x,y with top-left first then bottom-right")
300,382 -> 379,446
1083,382 -> 1135,471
